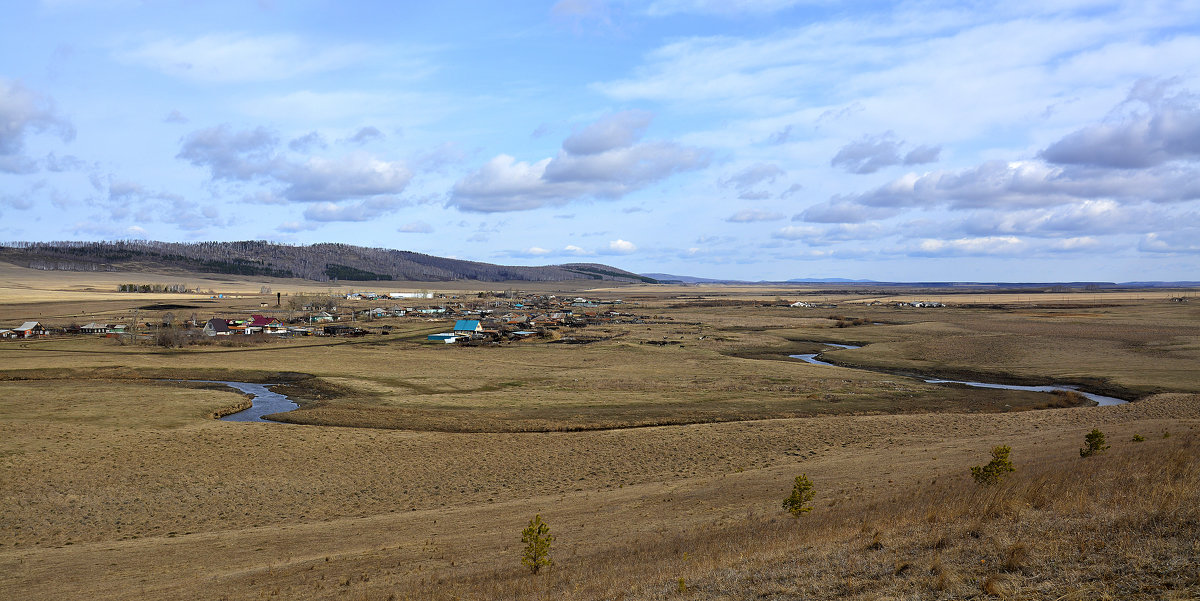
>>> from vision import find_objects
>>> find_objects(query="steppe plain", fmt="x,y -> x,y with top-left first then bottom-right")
0,263 -> 1197,600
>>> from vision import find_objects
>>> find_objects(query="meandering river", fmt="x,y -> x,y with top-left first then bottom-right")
790,343 -> 1128,407
188,381 -> 300,422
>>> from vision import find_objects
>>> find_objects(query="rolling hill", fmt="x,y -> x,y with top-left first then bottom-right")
0,241 -> 658,284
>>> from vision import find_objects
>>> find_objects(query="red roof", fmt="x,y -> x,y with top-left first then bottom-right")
248,315 -> 281,327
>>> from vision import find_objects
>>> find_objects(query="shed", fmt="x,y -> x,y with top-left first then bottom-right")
427,333 -> 463,344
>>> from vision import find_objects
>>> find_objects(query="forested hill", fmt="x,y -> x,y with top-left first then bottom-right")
0,241 -> 658,283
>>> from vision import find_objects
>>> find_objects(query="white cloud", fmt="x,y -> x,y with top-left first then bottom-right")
603,239 -> 637,254
830,132 -> 939,174
912,236 -> 1026,257
562,110 -> 652,155
1139,231 -> 1200,254
449,112 -> 708,212
302,197 -> 405,222
177,125 -> 412,204
0,79 -> 74,174
121,33 -> 369,83
1040,81 -> 1200,168
727,209 -> 785,222
1047,237 -> 1100,252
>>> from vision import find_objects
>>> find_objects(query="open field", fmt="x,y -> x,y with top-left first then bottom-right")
1,267 -> 1198,599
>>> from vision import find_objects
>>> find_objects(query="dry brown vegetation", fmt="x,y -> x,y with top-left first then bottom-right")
0,265 -> 1198,600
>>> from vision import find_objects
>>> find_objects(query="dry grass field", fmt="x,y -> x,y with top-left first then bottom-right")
1,265 -> 1198,600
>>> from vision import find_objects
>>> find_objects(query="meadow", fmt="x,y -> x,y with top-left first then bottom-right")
0,264 -> 1197,599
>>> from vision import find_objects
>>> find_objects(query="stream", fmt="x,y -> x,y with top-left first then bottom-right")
790,344 -> 1128,407
185,381 -> 300,422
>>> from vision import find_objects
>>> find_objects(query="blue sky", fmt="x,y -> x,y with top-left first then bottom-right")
2,0 -> 1199,281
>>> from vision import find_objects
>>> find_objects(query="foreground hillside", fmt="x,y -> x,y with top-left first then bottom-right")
0,240 -> 656,283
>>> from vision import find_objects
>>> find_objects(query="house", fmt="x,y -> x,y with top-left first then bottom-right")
13,322 -> 48,338
202,319 -> 232,336
453,320 -> 483,336
80,322 -> 111,334
310,311 -> 336,323
427,332 -> 463,343
248,314 -> 283,328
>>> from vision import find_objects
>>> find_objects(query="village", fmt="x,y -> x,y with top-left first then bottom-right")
0,289 -> 652,345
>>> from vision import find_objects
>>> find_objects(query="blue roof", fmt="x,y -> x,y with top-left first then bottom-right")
454,319 -> 481,331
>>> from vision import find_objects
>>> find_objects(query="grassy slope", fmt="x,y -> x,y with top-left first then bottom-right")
2,285 -> 1199,600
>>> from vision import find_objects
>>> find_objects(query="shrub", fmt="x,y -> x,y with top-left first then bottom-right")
782,474 -> 815,517
970,445 -> 1015,486
520,514 -> 554,574
1080,429 -> 1110,457
1131,434 -> 1146,442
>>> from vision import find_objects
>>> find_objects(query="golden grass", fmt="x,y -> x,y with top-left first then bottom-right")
1,278 -> 1198,600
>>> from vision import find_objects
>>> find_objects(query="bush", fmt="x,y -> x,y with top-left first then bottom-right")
521,514 -> 554,574
970,445 -> 1015,486
1131,434 -> 1146,442
1080,429 -> 1110,457
782,474 -> 815,517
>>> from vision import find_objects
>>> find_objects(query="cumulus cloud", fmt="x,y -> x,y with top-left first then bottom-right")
562,110 -> 652,155
0,79 -> 75,174
277,155 -> 412,202
177,124 -> 412,209
840,160 -> 1200,211
727,209 -> 785,222
830,132 -> 940,174
603,239 -> 637,254
1040,83 -> 1200,169
449,111 -> 708,212
177,124 -> 279,180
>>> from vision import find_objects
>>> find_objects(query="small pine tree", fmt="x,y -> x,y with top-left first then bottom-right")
1080,429 -> 1110,457
782,474 -> 815,517
970,445 -> 1015,486
520,514 -> 554,574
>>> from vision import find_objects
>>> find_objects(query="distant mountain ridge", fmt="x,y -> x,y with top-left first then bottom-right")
0,241 -> 657,283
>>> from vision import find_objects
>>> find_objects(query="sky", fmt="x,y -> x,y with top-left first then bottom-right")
1,1 -> 1199,282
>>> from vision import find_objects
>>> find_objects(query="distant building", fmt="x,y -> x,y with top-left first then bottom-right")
80,322 -> 111,334
12,322 -> 47,338
202,319 -> 232,336
453,320 -> 483,336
